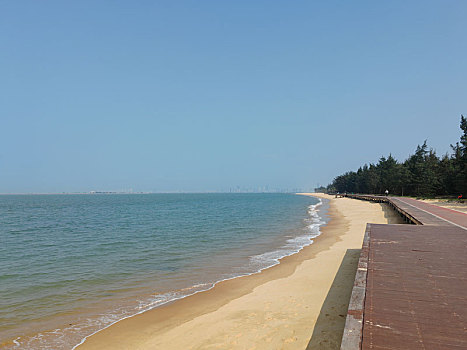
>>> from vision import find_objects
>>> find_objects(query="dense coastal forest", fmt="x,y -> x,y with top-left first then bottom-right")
320,116 -> 467,198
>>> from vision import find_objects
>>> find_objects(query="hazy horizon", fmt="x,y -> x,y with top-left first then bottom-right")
0,189 -> 307,195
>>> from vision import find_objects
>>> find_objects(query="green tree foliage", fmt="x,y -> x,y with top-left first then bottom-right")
326,115 -> 467,197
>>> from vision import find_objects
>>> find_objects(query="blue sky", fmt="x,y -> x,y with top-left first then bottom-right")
1,1 -> 466,193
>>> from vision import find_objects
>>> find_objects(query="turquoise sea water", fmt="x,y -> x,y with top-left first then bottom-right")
0,193 -> 327,349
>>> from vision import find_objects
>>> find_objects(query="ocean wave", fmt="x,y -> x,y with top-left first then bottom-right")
249,198 -> 325,270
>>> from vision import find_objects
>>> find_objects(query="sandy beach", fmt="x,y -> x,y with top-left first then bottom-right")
77,194 -> 403,350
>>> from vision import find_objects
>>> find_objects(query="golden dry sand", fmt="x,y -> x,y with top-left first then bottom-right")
77,193 -> 403,350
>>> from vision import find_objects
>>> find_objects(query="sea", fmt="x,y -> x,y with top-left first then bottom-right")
0,193 -> 328,349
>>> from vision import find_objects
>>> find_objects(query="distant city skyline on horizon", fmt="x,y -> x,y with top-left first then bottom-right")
0,186 -> 312,195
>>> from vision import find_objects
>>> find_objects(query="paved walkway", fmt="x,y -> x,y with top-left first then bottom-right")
341,196 -> 467,350
391,197 -> 467,229
362,224 -> 467,350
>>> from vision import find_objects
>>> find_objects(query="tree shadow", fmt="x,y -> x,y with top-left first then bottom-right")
306,249 -> 361,350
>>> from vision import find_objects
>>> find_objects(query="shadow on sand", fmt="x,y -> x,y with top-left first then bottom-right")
306,249 -> 361,350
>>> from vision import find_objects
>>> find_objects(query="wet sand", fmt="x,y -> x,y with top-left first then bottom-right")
77,194 -> 403,350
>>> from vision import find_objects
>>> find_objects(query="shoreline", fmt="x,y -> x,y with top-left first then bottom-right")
77,193 -> 403,350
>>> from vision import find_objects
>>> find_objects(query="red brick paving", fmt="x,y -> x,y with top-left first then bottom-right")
362,224 -> 467,350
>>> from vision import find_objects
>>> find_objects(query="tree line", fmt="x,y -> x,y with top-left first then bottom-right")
319,115 -> 467,197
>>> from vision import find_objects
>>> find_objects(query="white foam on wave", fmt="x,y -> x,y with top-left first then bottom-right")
249,198 -> 325,271
136,282 -> 213,311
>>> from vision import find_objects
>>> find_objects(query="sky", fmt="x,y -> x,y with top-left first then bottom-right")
1,1 -> 466,193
